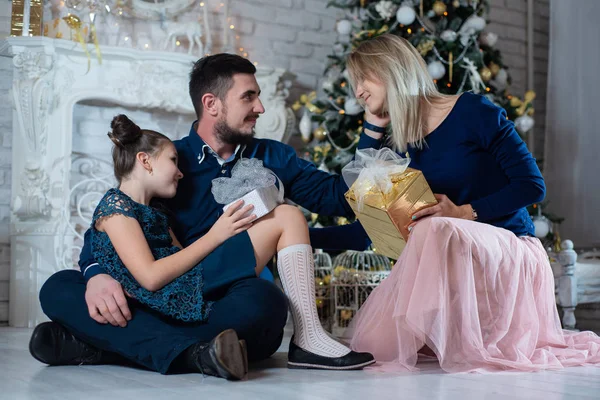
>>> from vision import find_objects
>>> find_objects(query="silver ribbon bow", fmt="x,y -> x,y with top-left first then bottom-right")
211,158 -> 281,204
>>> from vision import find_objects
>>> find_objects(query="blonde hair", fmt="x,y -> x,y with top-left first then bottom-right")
347,34 -> 448,152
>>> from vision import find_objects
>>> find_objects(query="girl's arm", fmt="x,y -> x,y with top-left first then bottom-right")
97,201 -> 255,292
169,228 -> 183,249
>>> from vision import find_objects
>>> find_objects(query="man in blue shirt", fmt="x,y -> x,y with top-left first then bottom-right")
29,54 -> 372,377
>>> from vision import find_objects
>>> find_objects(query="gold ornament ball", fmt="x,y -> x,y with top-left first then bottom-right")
313,126 -> 327,141
340,309 -> 353,321
433,1 -> 447,15
479,67 -> 492,82
489,62 -> 500,76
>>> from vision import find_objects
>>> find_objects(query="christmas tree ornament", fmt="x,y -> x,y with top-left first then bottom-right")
417,39 -> 435,55
460,14 -> 486,35
344,97 -> 364,115
514,115 -> 534,133
453,0 -> 460,7
427,61 -> 446,80
489,61 -> 500,76
342,68 -> 350,81
396,5 -> 416,25
532,206 -> 551,239
479,31 -> 498,47
433,1 -> 447,16
479,66 -> 492,82
375,1 -> 398,20
490,68 -> 508,90
336,19 -> 353,35
515,90 -> 536,116
314,126 -> 328,141
440,30 -> 457,42
299,111 -> 313,143
322,80 -> 334,92
510,96 -> 523,108
333,43 -> 345,56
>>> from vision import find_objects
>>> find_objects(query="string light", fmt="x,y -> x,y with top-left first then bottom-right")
407,28 -> 412,34
176,40 -> 181,46
229,24 -> 235,29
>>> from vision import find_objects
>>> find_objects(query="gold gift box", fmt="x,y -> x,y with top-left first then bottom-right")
345,168 -> 437,260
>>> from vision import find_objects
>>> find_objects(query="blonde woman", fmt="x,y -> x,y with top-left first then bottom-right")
346,33 -> 600,372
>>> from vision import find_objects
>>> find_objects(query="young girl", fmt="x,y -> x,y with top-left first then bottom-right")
91,115 -> 374,380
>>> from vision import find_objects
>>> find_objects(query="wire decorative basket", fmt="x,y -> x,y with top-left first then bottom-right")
331,250 -> 392,337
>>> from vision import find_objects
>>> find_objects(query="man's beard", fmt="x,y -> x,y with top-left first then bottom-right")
214,117 -> 256,147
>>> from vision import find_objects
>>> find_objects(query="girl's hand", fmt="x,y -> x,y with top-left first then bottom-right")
209,200 -> 256,243
407,194 -> 474,233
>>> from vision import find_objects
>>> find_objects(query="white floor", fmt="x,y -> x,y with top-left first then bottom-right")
1,325 -> 600,400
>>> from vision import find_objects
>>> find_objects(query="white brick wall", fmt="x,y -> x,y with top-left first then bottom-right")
487,0 -> 549,160
0,0 -> 549,324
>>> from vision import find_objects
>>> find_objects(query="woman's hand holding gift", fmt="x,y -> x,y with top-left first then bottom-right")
407,194 -> 475,233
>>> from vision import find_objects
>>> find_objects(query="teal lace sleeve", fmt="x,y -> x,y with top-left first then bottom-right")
92,188 -> 137,226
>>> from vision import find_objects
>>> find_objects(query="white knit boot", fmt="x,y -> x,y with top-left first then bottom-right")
277,244 -> 350,358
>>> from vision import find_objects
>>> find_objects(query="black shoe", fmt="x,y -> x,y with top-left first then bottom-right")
287,338 -> 375,370
29,322 -> 113,366
187,329 -> 248,380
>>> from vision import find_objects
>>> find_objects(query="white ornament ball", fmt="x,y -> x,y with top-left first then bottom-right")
515,115 -> 535,134
336,19 -> 353,35
342,69 -> 350,81
427,61 -> 446,80
333,43 -> 344,56
344,97 -> 364,115
480,31 -> 498,47
490,68 -> 508,90
464,15 -> 486,32
299,111 -> 312,142
533,216 -> 550,238
396,5 -> 416,25
322,79 -> 334,92
440,30 -> 457,42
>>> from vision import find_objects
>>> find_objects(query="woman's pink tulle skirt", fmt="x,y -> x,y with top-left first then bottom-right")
348,217 -> 600,373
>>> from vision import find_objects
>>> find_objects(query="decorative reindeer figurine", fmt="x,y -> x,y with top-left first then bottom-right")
160,4 -> 212,56
163,20 -> 205,55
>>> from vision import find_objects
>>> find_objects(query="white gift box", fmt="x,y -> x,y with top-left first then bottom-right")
222,181 -> 284,220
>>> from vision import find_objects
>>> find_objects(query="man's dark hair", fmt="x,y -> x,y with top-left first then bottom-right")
189,53 -> 256,119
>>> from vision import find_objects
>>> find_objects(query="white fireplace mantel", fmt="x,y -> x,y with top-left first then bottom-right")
0,36 -> 295,327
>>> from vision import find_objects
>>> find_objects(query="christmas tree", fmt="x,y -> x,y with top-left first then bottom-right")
295,0 -> 539,228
